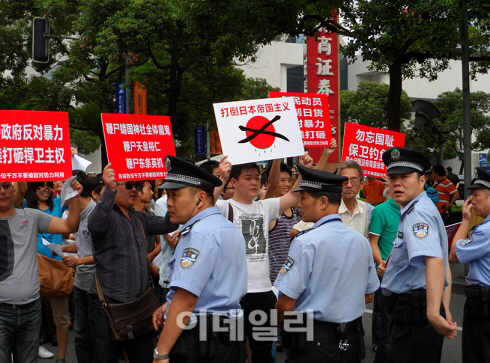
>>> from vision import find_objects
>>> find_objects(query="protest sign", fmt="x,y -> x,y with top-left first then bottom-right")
342,122 -> 406,178
269,92 -> 332,148
446,222 -> 461,250
213,97 -> 304,165
101,114 -> 176,181
0,110 -> 72,181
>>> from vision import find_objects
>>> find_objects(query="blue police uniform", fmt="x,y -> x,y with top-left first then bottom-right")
274,214 -> 379,323
156,156 -> 247,363
274,165 -> 379,363
381,191 -> 449,294
165,206 -> 247,319
456,215 -> 490,286
455,167 -> 490,363
380,148 -> 447,363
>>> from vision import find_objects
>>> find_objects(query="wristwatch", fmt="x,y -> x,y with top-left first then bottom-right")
153,348 -> 169,361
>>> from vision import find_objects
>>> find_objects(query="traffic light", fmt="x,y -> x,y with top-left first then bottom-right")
32,17 -> 50,63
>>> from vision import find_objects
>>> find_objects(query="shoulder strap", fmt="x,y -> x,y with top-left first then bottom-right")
228,203 -> 234,223
94,272 -> 108,310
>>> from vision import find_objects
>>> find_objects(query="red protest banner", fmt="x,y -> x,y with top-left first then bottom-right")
101,114 -> 176,181
0,110 -> 72,181
269,92 -> 332,148
342,122 -> 406,178
307,21 -> 340,162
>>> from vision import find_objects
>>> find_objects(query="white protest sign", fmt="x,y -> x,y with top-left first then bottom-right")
42,238 -> 66,257
61,176 -> 78,206
213,97 -> 304,165
72,155 -> 92,171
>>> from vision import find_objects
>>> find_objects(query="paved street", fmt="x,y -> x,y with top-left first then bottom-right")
39,263 -> 467,362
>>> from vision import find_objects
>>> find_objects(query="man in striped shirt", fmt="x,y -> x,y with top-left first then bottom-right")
431,165 -> 459,225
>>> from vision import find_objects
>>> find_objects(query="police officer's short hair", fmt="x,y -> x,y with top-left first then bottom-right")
337,160 -> 364,181
230,163 -> 260,180
305,190 -> 342,205
433,165 -> 446,177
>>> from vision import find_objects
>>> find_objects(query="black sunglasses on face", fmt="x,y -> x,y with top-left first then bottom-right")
117,182 -> 143,191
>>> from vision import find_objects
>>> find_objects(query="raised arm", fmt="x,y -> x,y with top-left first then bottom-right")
214,155 -> 231,202
279,152 -> 312,213
264,159 -> 281,199
315,138 -> 337,171
46,179 -> 83,235
449,197 -> 473,263
13,182 -> 27,208
88,163 -> 117,236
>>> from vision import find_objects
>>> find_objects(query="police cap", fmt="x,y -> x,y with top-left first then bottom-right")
161,156 -> 222,194
382,148 -> 431,175
293,164 -> 347,193
468,167 -> 490,190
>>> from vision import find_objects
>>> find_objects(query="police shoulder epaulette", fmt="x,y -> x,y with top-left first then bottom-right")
289,228 -> 314,243
179,219 -> 201,237
406,200 -> 419,215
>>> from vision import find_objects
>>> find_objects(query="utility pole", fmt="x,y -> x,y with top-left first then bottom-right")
461,1 -> 472,198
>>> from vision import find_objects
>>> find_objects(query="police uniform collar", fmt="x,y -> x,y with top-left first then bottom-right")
400,191 -> 425,219
313,214 -> 342,229
181,206 -> 221,231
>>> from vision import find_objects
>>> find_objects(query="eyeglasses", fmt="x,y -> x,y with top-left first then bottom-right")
0,183 -> 12,191
343,178 -> 360,186
37,184 -> 54,190
117,182 -> 143,191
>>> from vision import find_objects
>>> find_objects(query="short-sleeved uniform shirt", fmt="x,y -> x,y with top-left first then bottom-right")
382,192 -> 449,294
369,198 -> 400,261
0,209 -> 53,304
455,215 -> 490,286
433,177 -> 457,214
165,207 -> 247,319
274,214 -> 379,323
216,198 -> 280,293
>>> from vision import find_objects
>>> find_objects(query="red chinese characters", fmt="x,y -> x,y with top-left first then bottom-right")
342,123 -> 406,178
101,114 -> 176,181
0,110 -> 72,181
269,92 -> 332,147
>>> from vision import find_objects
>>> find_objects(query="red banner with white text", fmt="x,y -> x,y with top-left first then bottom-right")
307,23 -> 340,161
269,92 -> 332,147
342,122 -> 406,178
101,113 -> 176,181
0,110 -> 72,181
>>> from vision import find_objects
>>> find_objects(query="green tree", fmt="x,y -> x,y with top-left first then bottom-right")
406,88 -> 490,163
303,0 -> 490,132
340,81 -> 412,131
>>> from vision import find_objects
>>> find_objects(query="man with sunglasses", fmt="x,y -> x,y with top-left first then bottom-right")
87,163 -> 178,363
0,179 -> 84,363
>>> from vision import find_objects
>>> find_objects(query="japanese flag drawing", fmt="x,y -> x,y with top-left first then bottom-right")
213,97 -> 304,165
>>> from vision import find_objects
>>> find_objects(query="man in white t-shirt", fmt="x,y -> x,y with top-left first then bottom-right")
214,155 -> 311,363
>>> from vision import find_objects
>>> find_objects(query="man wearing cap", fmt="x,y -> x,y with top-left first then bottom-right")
152,156 -> 247,363
449,167 -> 490,362
381,148 -> 457,363
274,165 -> 379,362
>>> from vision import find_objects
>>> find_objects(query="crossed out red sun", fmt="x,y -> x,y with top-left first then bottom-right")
245,116 -> 276,149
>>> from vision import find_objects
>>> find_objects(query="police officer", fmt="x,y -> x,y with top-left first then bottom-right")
380,148 -> 457,363
449,167 -> 490,362
274,165 -> 379,363
152,156 -> 247,363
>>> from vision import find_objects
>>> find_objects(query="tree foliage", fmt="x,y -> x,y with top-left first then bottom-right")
406,88 -> 490,162
340,81 -> 412,130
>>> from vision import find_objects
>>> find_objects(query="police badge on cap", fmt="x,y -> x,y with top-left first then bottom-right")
382,148 -> 431,175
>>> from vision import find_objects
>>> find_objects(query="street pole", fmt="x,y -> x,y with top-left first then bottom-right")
125,58 -> 131,114
439,133 -> 444,165
461,1 -> 472,198
206,120 -> 211,160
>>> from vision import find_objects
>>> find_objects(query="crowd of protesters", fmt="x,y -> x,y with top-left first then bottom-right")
0,139 -> 479,363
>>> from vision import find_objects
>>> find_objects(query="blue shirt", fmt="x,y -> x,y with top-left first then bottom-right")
456,215 -> 490,286
165,207 -> 247,318
382,192 -> 449,294
274,214 -> 379,323
24,198 -> 67,260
